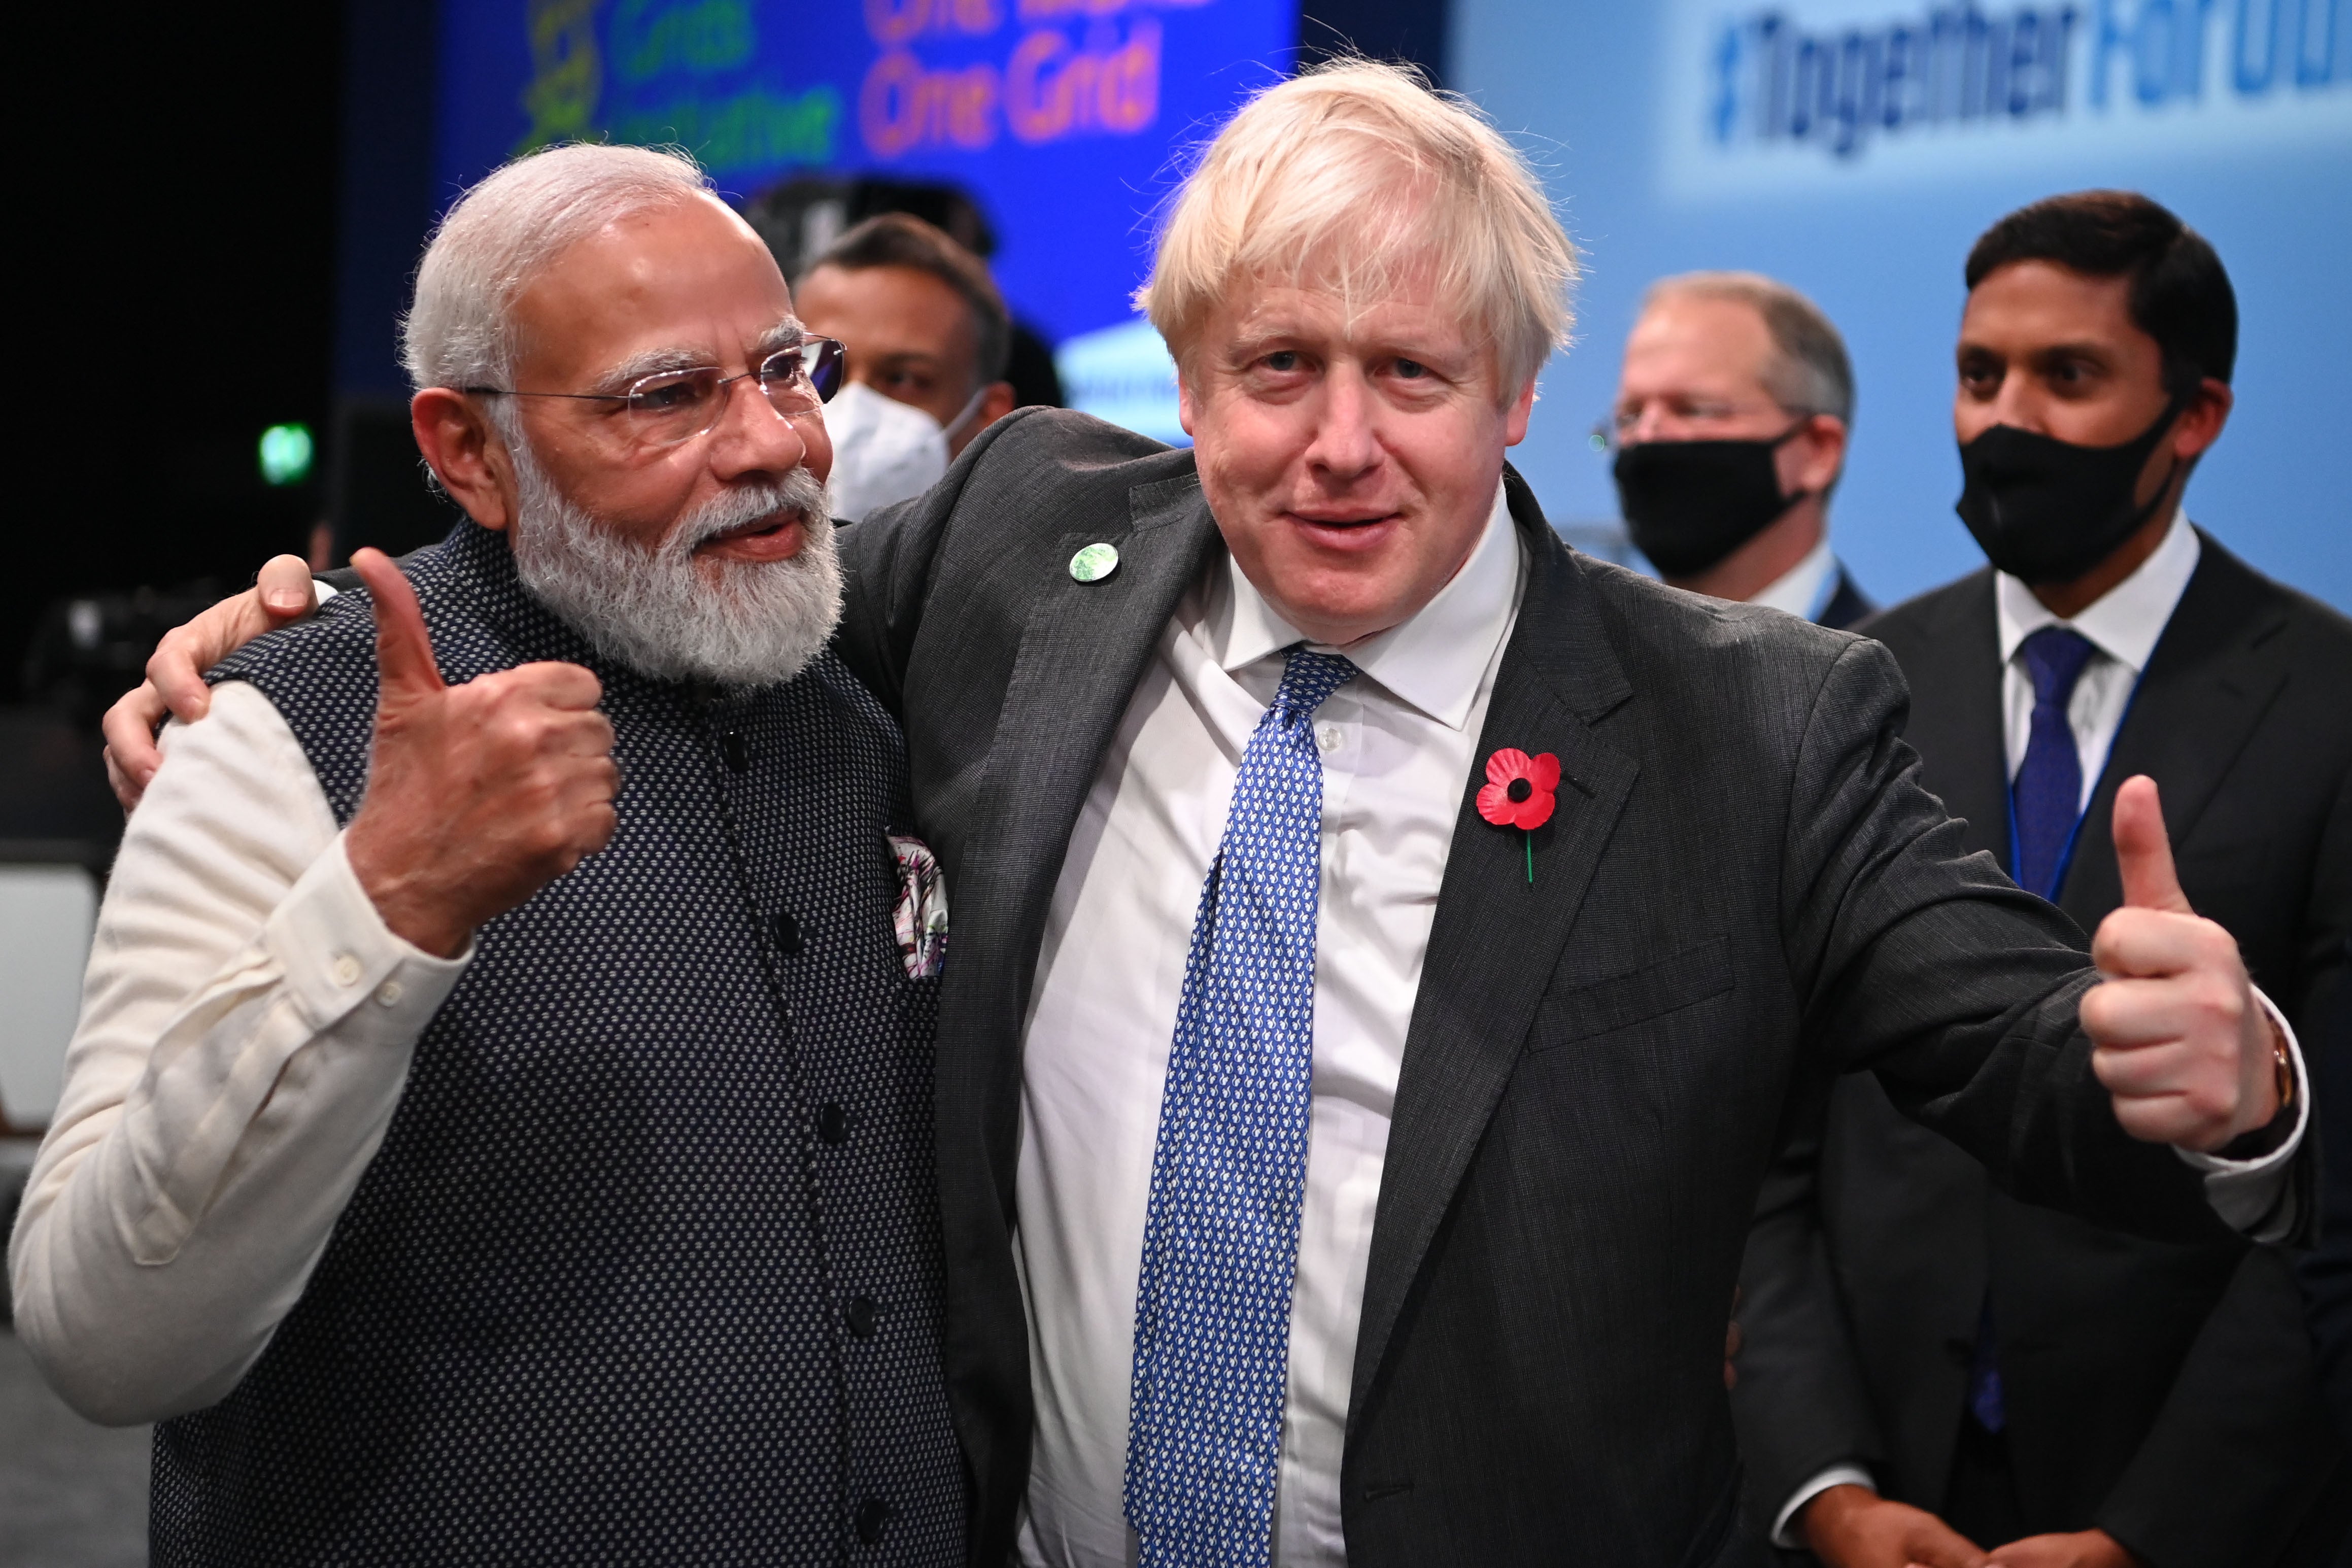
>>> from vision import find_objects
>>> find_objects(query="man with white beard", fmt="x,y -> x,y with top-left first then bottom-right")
7,145 -> 967,1565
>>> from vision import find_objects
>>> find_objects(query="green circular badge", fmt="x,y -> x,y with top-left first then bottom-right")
1068,541 -> 1120,584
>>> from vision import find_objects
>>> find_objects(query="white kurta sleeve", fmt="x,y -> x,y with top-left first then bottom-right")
7,682 -> 468,1424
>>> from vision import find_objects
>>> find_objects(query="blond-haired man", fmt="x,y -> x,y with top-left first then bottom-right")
107,62 -> 2304,1568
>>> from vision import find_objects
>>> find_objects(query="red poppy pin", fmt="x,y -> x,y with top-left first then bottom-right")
1478,747 -> 1560,884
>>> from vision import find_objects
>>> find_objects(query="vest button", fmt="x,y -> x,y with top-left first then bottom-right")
846,1294 -> 878,1339
817,1102 -> 850,1145
720,730 -> 749,771
773,911 -> 803,955
855,1496 -> 891,1544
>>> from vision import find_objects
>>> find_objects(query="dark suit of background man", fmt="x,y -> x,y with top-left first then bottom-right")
826,67 -> 2301,1568
1607,271 -> 1873,632
1733,191 -> 2352,1568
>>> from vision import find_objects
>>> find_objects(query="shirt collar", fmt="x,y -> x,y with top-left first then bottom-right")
1995,507 -> 2200,674
1205,481 -> 1522,731
1746,535 -> 1838,621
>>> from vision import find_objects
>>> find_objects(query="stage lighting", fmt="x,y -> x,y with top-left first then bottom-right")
259,423 -> 314,487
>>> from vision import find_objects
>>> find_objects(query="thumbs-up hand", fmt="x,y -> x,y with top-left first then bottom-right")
343,549 -> 619,958
2082,775 -> 2282,1153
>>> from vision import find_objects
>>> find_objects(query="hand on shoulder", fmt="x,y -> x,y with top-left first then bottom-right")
103,554 -> 321,807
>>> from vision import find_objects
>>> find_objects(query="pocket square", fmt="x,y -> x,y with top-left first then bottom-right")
890,834 -> 949,979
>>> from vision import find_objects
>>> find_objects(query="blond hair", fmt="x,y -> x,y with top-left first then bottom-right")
1138,58 -> 1578,394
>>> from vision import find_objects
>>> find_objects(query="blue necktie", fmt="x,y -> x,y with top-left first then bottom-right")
2011,625 -> 2099,900
1972,625 -> 2100,1437
1124,646 -> 1357,1568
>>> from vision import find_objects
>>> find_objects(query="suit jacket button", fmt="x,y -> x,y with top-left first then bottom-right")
773,911 -> 803,955
855,1497 -> 891,1544
720,730 -> 749,771
847,1294 -> 878,1338
817,1102 -> 850,1145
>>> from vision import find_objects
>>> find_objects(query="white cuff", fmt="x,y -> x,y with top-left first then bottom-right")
2171,985 -> 2307,1242
267,833 -> 470,1037
1772,1464 -> 1874,1549
312,579 -> 340,604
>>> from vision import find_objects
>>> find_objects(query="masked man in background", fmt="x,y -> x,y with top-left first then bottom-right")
1734,191 -> 2351,1568
1608,271 -> 1873,630
795,212 -> 1018,520
12,146 -> 967,1564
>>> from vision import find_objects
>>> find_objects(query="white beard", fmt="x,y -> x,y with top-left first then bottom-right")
506,442 -> 843,689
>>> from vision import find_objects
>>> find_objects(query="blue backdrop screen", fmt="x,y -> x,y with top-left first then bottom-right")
435,1 -> 1294,353
1451,0 -> 2351,610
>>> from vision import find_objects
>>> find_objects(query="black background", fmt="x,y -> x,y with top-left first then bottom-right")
13,7 -> 343,702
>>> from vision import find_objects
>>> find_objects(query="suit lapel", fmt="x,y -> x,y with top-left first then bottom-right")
963,474 -> 1221,1030
1349,475 -> 1641,1428
2058,534 -> 2291,925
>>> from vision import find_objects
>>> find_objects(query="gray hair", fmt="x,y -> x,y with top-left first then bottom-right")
1643,270 -> 1855,425
401,143 -> 713,394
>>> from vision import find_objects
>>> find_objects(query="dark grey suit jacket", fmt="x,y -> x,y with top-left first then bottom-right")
1732,539 -> 2351,1566
834,409 -> 2245,1568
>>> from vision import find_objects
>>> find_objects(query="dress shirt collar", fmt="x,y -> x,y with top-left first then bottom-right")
1201,481 -> 1522,732
1746,534 -> 1838,621
1995,507 -> 2200,675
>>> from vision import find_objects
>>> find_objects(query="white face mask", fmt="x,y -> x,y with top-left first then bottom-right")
821,379 -> 988,522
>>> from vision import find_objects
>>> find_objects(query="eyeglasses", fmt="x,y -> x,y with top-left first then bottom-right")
466,337 -> 847,448
1590,399 -> 1810,451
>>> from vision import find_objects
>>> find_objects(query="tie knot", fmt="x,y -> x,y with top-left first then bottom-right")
1271,647 -> 1357,725
2018,625 -> 2098,707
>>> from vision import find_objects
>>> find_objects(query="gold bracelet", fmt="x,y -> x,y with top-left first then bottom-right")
2273,1022 -> 2296,1115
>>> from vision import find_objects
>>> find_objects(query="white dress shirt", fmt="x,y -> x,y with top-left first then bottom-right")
1746,534 -> 1841,622
1770,509 -> 2307,1547
1013,485 -> 1523,1568
1996,507 -> 2199,812
7,682 -> 469,1423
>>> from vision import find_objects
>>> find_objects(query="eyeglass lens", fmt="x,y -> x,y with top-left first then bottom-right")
624,339 -> 846,446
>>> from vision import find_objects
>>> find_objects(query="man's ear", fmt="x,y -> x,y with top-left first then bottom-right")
1790,413 -> 1848,495
1503,377 -> 1538,446
411,388 -> 521,532
948,381 -> 1019,458
2173,375 -> 2233,462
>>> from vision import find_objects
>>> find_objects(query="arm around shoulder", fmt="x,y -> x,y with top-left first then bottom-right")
830,406 -> 1173,713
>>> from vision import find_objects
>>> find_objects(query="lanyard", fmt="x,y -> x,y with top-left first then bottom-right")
2005,664 -> 2148,903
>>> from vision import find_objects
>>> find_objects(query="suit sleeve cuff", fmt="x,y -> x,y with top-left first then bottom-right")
1772,1464 -> 1874,1550
2171,986 -> 2306,1242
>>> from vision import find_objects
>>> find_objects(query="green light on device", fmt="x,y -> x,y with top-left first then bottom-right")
259,424 -> 314,486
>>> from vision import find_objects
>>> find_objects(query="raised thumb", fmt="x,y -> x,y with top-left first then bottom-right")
353,549 -> 445,704
2112,773 -> 2192,914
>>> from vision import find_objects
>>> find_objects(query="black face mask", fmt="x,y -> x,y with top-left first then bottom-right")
1954,397 -> 2184,585
1613,426 -> 1808,579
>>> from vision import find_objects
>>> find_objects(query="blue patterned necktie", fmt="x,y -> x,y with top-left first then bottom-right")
1124,646 -> 1357,1568
2011,625 -> 2100,900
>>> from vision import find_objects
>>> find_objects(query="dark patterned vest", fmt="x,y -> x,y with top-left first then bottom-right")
155,522 -> 965,1566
